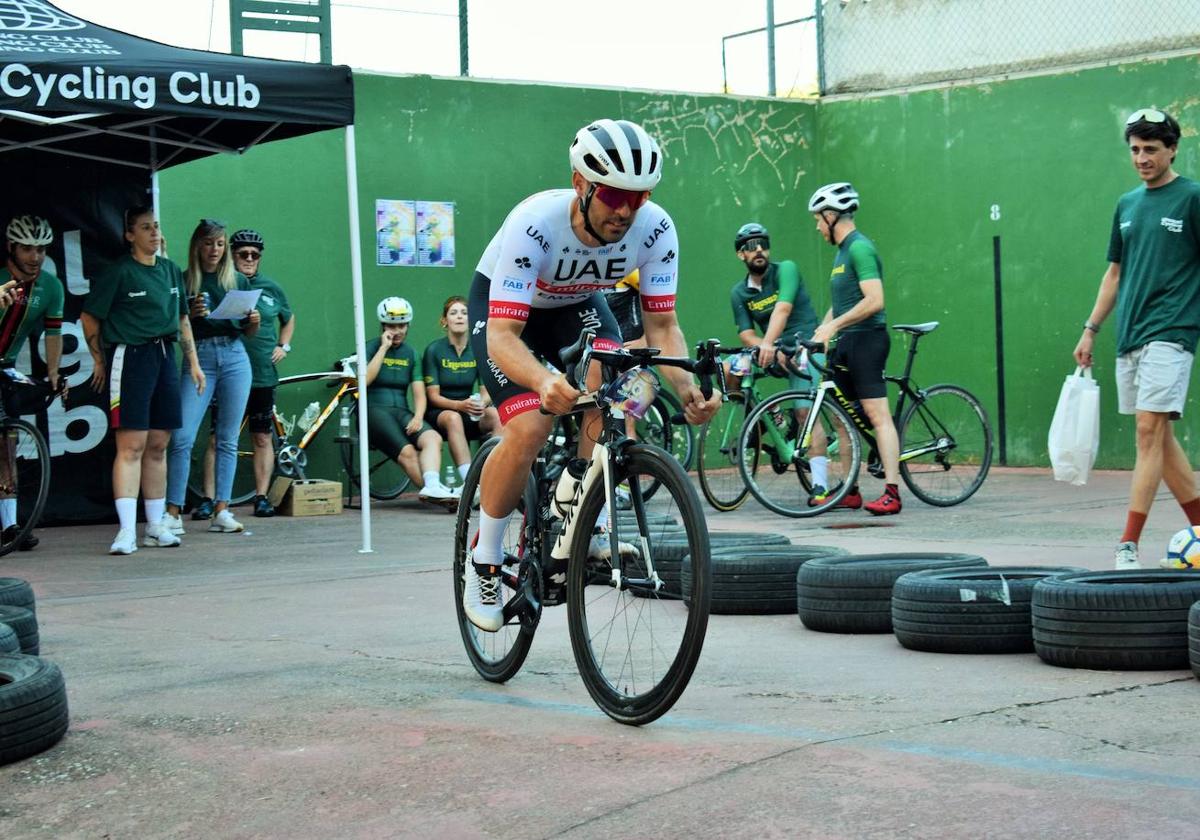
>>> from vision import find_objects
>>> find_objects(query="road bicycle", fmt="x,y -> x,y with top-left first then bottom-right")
737,322 -> 993,517
453,333 -> 721,726
187,356 -> 409,506
0,369 -> 57,557
696,347 -> 804,512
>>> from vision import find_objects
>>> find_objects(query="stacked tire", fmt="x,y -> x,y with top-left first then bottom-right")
681,545 -> 848,614
0,577 -> 69,765
1190,601 -> 1200,680
1032,570 -> 1200,670
797,553 -> 988,633
631,530 -> 792,599
892,566 -> 1086,654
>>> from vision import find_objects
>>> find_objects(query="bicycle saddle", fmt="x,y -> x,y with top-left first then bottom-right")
891,322 -> 939,335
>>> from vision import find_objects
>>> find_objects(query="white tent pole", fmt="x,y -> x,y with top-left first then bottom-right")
345,123 -> 373,553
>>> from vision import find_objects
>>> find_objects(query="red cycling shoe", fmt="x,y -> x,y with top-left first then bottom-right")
864,490 -> 902,516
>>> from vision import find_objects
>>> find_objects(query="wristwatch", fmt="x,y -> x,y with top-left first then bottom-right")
1083,321 -> 1100,334
278,343 -> 291,353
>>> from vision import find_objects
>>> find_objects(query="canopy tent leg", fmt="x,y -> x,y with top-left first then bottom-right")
345,124 -> 373,554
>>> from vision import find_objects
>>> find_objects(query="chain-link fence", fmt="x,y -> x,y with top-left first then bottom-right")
819,0 -> 1200,95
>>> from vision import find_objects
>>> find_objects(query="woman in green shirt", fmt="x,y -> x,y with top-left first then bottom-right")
164,220 -> 261,535
423,295 -> 498,484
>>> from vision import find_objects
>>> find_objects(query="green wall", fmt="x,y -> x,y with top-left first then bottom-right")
163,56 -> 1200,471
817,55 -> 1200,467
161,74 -> 818,477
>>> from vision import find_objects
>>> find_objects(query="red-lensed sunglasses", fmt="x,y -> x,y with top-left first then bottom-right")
594,184 -> 650,210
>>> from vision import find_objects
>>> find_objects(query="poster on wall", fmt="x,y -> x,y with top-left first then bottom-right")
375,199 -> 416,266
416,201 -> 455,267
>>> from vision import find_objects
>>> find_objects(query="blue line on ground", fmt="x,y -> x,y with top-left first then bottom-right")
460,690 -> 1200,791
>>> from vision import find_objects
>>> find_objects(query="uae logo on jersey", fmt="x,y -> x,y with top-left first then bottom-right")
0,0 -> 86,31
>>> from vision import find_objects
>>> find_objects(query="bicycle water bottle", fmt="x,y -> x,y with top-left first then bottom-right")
553,457 -> 588,519
298,401 -> 320,432
335,405 -> 351,442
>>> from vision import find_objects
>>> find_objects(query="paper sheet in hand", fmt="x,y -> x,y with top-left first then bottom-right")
207,289 -> 261,320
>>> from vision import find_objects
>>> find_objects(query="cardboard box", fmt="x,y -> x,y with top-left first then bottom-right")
268,477 -> 344,517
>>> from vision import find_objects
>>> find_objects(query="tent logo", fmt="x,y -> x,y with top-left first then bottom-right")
0,0 -> 86,32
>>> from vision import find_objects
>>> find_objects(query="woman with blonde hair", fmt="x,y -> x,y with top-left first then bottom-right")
163,219 -> 260,534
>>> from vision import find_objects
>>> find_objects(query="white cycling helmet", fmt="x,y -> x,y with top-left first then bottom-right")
6,215 -> 53,246
808,182 -> 860,214
377,296 -> 413,324
570,119 -> 663,191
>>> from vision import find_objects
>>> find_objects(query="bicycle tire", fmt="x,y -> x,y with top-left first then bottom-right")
0,419 -> 48,558
453,437 -> 538,682
697,392 -> 753,512
186,415 -> 261,508
898,384 -> 992,507
739,390 -> 861,518
567,443 -> 711,726
339,400 -> 411,501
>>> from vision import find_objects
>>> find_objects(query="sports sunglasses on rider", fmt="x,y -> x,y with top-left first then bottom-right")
234,250 -> 262,261
1126,108 -> 1167,125
594,184 -> 650,211
738,237 -> 769,253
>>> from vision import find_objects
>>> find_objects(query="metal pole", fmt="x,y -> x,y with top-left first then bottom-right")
345,124 -> 373,553
721,36 -> 729,94
458,0 -> 469,76
766,0 -> 776,96
815,0 -> 826,96
993,235 -> 1007,467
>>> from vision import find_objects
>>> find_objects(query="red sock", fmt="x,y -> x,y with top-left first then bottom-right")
1182,497 -> 1200,526
1121,511 -> 1148,545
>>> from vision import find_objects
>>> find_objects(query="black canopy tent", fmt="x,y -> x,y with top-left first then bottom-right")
0,1 -> 378,549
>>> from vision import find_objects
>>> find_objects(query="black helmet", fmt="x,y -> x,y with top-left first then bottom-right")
734,222 -> 769,252
230,229 -> 265,251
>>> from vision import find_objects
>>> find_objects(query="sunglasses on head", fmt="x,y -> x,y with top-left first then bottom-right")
1126,108 -> 1167,126
738,237 -> 769,252
235,250 -> 261,261
199,217 -> 226,230
594,184 -> 650,210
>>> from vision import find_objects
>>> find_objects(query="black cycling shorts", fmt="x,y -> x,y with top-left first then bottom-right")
830,328 -> 890,401
107,340 -> 181,431
468,272 -> 622,425
603,288 -> 643,343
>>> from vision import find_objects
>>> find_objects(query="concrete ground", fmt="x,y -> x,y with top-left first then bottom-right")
2,467 -> 1199,839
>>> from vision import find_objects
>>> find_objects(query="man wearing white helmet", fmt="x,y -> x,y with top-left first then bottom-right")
363,296 -> 458,509
809,182 -> 902,516
0,214 -> 66,550
461,118 -> 721,632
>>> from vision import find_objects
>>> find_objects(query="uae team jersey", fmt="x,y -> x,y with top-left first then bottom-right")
474,189 -> 679,321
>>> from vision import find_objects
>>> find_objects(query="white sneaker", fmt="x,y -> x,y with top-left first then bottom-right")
588,526 -> 638,562
1114,541 -> 1140,570
143,522 -> 181,547
209,510 -> 245,533
448,484 -> 463,498
463,553 -> 504,632
419,484 -> 458,510
110,528 -> 138,555
162,512 -> 185,535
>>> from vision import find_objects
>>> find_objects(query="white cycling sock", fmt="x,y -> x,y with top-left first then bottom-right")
457,463 -> 470,481
421,470 -> 439,490
144,498 -> 165,527
0,498 -> 15,529
115,497 -> 137,531
811,456 -> 829,490
475,509 -> 512,568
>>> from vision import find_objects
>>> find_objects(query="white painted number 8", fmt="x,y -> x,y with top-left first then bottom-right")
990,204 -> 1001,221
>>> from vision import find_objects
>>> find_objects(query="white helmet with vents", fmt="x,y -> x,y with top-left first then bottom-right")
377,296 -> 413,324
569,119 -> 663,191
807,182 -> 860,214
6,215 -> 53,246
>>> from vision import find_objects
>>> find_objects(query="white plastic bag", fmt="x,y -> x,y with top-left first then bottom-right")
1048,366 -> 1100,485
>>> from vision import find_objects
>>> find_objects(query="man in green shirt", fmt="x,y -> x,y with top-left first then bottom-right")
809,182 -> 902,516
0,215 -> 66,550
1074,108 -> 1200,570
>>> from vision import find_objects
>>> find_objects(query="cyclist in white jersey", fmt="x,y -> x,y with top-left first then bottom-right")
463,118 -> 720,631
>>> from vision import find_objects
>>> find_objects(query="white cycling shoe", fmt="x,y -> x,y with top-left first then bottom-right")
463,553 -> 504,632
588,526 -> 638,562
